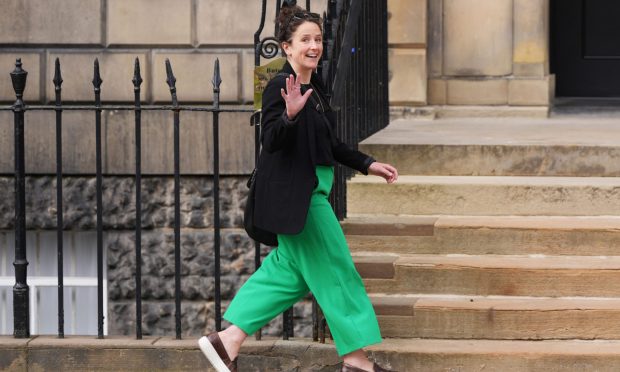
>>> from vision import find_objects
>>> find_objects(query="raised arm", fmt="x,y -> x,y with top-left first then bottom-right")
261,74 -> 312,153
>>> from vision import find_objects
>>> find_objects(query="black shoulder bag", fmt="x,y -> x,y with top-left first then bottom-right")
244,166 -> 278,246
243,74 -> 292,246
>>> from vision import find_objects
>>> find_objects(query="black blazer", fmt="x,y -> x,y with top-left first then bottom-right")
254,62 -> 374,235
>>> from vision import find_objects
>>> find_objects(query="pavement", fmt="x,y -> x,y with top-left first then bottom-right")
363,117 -> 620,146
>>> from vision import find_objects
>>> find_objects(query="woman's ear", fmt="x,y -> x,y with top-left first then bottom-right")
281,42 -> 290,57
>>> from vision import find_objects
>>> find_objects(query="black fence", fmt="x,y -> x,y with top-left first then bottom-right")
320,0 -> 390,220
2,56 -> 253,340
2,0 -> 388,341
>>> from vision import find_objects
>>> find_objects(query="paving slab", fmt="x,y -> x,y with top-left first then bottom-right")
364,118 -> 620,146
360,117 -> 620,176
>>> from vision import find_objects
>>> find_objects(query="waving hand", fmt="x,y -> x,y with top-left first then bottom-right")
280,74 -> 313,120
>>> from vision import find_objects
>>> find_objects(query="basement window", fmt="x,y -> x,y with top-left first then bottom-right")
0,232 -> 107,336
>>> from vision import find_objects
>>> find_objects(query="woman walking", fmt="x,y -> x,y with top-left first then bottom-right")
199,5 -> 398,372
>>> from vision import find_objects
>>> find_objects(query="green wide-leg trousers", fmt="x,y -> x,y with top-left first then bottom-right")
224,165 -> 382,356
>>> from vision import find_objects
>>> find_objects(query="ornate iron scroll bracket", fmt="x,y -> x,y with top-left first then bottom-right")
258,36 -> 282,60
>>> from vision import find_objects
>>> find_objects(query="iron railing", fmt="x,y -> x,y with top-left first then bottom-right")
322,0 -> 390,220
3,0 -> 388,342
2,56 -> 252,340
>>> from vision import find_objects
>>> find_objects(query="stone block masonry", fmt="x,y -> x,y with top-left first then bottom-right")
106,230 -> 314,338
151,53 -> 239,102
0,1 -> 330,105
443,0 -> 513,77
44,53 -> 150,103
0,176 -> 248,230
425,0 -> 554,109
0,53 -> 41,102
0,111 -> 255,175
0,175 -> 314,338
0,0 -> 102,45
388,0 -> 428,105
107,0 -> 192,45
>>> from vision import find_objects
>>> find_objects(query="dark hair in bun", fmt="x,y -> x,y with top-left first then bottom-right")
277,4 -> 322,43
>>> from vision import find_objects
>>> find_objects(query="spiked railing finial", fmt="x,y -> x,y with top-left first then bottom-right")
133,57 -> 143,90
165,59 -> 178,106
165,59 -> 177,92
10,58 -> 28,105
53,58 -> 63,91
92,58 -> 103,91
212,58 -> 222,92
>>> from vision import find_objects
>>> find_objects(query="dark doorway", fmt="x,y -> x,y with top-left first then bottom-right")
551,0 -> 620,97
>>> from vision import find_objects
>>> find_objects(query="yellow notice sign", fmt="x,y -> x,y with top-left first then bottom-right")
254,57 -> 286,110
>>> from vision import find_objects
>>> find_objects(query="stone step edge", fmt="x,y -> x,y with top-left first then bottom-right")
6,335 -> 620,372
353,252 -> 620,271
368,294 -> 620,316
343,214 -> 620,236
349,175 -> 620,186
341,215 -> 437,236
359,141 -> 620,150
389,105 -> 550,119
7,335 -> 620,356
368,338 -> 620,355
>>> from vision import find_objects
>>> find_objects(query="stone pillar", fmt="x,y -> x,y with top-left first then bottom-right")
388,0 -> 427,105
424,0 -> 554,110
442,0 -> 512,105
510,0 -> 554,106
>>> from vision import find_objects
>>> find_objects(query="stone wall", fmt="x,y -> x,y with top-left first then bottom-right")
0,175 -> 314,337
0,0 -> 556,110
0,0 -> 328,105
388,0 -> 428,105
0,110 -> 255,175
0,0 -> 429,107
0,0 -> 341,338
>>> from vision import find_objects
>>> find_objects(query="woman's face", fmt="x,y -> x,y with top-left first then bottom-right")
283,21 -> 323,72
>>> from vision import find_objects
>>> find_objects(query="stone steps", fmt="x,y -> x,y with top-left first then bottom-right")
359,118 -> 620,177
347,175 -> 620,216
7,336 -> 620,371
343,215 -> 620,256
360,142 -> 620,177
367,338 -> 620,371
353,253 -> 620,297
369,294 -> 620,339
345,118 -> 620,367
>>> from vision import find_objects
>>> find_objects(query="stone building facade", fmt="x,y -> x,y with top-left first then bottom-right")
0,0 -> 331,338
426,0 -> 553,114
0,0 -> 555,337
390,0 -> 554,116
0,1 -> 555,109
